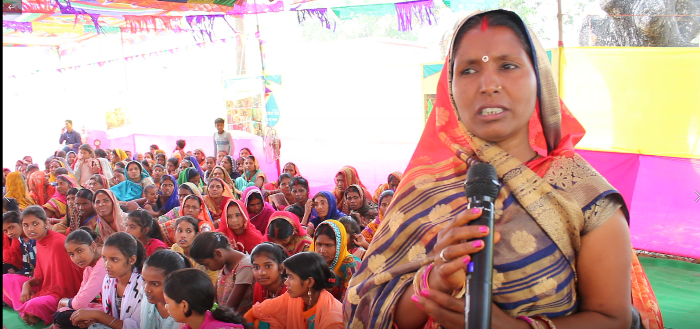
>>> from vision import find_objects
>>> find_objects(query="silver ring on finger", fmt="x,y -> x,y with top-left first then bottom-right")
439,249 -> 450,262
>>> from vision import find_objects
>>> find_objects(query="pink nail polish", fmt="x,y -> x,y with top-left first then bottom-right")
473,240 -> 484,248
412,296 -> 424,310
420,290 -> 430,297
462,256 -> 471,264
479,226 -> 488,234
472,208 -> 481,214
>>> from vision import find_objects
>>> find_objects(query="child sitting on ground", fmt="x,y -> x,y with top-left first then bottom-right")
142,185 -> 160,217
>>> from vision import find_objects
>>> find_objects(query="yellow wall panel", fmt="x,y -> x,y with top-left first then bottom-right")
560,47 -> 700,158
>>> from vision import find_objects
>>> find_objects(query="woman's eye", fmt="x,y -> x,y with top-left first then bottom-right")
502,63 -> 517,70
462,68 -> 476,75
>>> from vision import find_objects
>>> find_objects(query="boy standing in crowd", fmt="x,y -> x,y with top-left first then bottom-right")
213,117 -> 235,157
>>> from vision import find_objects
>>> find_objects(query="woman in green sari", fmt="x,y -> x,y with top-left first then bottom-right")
234,155 -> 266,195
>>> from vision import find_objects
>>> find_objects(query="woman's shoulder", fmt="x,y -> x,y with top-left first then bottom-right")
148,238 -> 167,249
342,255 -> 361,266
544,153 -> 617,198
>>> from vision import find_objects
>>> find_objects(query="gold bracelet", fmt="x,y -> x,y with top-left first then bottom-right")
107,317 -> 117,327
532,315 -> 556,329
413,264 -> 427,296
452,281 -> 466,298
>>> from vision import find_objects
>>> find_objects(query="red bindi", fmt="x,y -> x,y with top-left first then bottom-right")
481,15 -> 488,31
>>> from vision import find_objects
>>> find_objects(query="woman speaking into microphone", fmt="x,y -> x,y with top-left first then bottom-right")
344,9 -> 662,329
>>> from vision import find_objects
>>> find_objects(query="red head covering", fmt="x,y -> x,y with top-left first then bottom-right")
217,199 -> 263,253
264,211 -> 308,240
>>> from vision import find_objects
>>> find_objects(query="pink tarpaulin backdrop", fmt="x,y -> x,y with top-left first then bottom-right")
83,131 -> 699,258
578,150 -> 699,259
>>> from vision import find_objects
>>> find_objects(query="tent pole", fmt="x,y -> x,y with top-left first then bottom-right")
557,0 -> 564,97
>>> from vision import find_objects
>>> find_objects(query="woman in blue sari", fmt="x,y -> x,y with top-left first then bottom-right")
156,175 -> 179,216
110,161 -> 154,202
305,191 -> 346,229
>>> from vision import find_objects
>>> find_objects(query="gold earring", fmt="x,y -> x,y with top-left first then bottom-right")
308,288 -> 312,306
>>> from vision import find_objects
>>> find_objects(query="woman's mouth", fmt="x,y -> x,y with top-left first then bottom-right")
477,106 -> 508,120
76,261 -> 86,267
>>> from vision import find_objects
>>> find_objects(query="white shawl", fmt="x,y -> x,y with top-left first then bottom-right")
91,269 -> 144,329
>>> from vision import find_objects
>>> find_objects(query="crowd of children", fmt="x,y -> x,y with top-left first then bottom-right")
2,118 -> 399,329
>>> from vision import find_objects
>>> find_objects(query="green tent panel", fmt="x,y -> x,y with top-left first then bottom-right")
332,3 -> 396,20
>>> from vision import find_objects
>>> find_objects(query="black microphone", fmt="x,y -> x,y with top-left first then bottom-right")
464,162 -> 499,329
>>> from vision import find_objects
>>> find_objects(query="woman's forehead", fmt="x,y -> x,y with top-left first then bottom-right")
453,26 -> 527,61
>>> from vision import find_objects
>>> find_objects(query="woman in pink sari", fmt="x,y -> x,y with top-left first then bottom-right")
92,189 -> 127,240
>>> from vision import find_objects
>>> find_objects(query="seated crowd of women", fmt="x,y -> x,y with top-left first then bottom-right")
2,145 -> 400,329
3,9 -> 663,329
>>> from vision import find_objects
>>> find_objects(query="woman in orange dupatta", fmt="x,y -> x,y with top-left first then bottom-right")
203,177 -> 235,227
162,194 -> 214,245
371,172 -> 402,204
244,252 -> 344,329
345,10 -> 662,329
27,171 -> 50,206
332,166 -> 372,214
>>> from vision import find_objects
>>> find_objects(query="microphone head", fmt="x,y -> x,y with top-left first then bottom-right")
465,163 -> 499,199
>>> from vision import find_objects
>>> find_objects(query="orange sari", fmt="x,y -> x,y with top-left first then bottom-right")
244,290 -> 344,329
161,195 -> 215,246
332,166 -> 372,214
371,172 -> 402,204
28,171 -> 50,205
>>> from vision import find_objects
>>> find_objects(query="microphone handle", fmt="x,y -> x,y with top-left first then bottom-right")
466,199 -> 495,329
